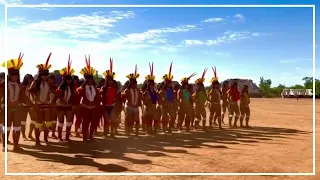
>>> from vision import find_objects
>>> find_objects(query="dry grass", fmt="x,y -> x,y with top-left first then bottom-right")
0,98 -> 319,180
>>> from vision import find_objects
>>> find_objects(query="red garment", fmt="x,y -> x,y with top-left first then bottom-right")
105,87 -> 117,105
230,87 -> 240,102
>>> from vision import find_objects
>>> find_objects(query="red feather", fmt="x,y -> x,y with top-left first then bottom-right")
212,66 -> 217,78
168,62 -> 173,77
151,62 -> 154,77
110,57 -> 113,73
187,72 -> 197,81
17,52 -> 23,66
201,68 -> 208,79
46,52 -> 52,68
68,54 -> 71,72
149,62 -> 152,76
134,64 -> 137,75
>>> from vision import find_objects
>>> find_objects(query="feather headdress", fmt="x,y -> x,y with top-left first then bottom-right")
145,62 -> 155,81
102,57 -> 116,80
181,72 -> 197,84
36,52 -> 52,73
80,55 -> 97,77
162,62 -> 174,82
210,66 -> 219,83
126,64 -> 140,80
59,54 -> 75,77
1,52 -> 24,75
195,68 -> 208,85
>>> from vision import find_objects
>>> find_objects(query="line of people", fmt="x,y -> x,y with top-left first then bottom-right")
0,53 -> 251,152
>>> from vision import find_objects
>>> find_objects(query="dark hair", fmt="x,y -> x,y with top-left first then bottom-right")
22,74 -> 34,86
73,75 -> 79,82
121,79 -> 137,91
8,73 -> 21,84
241,85 -> 248,94
231,82 -> 238,88
34,73 -> 54,92
58,76 -> 73,98
79,78 -> 84,85
0,72 -> 5,79
97,79 -> 106,88
196,83 -> 205,91
156,82 -> 164,91
141,80 -> 155,92
222,81 -> 229,91
80,78 -> 96,88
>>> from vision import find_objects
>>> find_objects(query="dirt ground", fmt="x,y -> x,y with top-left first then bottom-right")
0,98 -> 319,180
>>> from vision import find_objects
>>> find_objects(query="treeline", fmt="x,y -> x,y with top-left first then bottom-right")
258,76 -> 320,97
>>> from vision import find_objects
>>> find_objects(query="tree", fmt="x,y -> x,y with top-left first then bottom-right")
302,77 -> 313,89
271,84 -> 286,97
289,84 -> 305,89
302,76 -> 320,96
259,77 -> 272,97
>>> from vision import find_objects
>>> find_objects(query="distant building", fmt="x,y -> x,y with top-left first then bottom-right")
282,89 -> 312,98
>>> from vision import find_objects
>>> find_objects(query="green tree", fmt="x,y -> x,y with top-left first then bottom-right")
302,77 -> 313,89
259,77 -> 272,96
271,84 -> 286,97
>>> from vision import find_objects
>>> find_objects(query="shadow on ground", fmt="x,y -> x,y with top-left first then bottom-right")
10,126 -> 311,172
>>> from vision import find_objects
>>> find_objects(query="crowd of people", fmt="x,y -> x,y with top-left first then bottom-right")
0,52 -> 251,152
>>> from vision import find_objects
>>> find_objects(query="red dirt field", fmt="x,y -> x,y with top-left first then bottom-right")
0,98 -> 319,180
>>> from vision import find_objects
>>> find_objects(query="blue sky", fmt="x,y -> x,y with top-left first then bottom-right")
0,0 -> 318,87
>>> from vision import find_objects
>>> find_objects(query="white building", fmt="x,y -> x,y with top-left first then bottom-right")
282,89 -> 312,97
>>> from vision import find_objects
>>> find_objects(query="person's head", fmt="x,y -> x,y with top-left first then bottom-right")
242,85 -> 248,93
39,69 -> 49,81
64,75 -> 72,85
8,69 -> 20,83
96,79 -> 104,88
22,74 -> 34,86
223,81 -> 229,89
182,82 -> 189,89
73,75 -> 79,84
148,80 -> 155,90
107,79 -> 114,86
213,81 -> 220,89
130,79 -> 137,89
197,83 -> 205,91
165,81 -> 173,88
231,82 -> 238,89
85,75 -> 94,85
0,72 -> 5,83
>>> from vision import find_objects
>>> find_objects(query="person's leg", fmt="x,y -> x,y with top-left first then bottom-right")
20,107 -> 28,139
133,107 -> 140,136
56,107 -> 65,141
12,107 -> 23,151
80,107 -> 90,142
28,108 -> 37,140
50,107 -> 58,138
65,107 -> 73,141
43,109 -> 52,143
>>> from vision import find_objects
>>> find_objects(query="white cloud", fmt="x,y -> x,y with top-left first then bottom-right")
0,0 -> 22,5
116,24 -> 198,44
10,11 -> 135,39
183,30 -> 262,46
202,17 -> 224,23
1,26 -> 189,83
185,40 -> 204,45
233,13 -> 245,20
